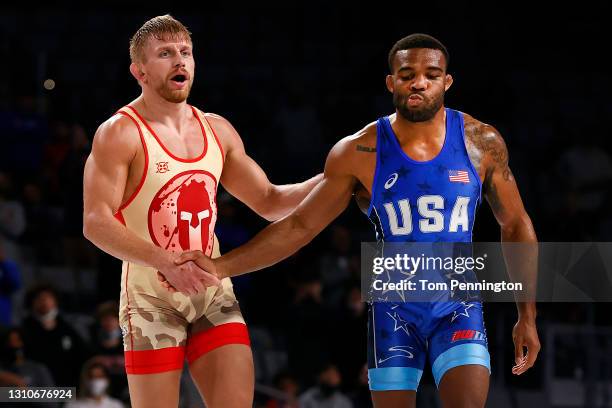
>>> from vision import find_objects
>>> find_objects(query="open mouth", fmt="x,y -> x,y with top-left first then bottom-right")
171,74 -> 187,83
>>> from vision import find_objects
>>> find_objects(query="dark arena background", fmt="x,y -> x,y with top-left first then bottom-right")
1,3 -> 612,407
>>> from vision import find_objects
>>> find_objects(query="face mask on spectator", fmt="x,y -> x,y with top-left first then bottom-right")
100,328 -> 122,343
9,347 -> 24,362
2,347 -> 23,364
319,382 -> 338,397
88,378 -> 109,397
36,308 -> 58,322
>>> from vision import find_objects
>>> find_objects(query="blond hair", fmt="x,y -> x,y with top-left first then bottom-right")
129,14 -> 192,63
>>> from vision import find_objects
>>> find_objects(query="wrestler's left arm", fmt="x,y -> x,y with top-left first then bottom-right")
205,113 -> 322,221
478,124 -> 541,376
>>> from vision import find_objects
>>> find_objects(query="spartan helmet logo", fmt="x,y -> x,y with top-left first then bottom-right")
177,180 -> 211,251
149,170 -> 218,256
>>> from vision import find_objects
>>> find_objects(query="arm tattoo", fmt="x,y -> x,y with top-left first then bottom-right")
465,123 -> 484,174
484,169 -> 503,214
465,120 -> 512,182
356,145 -> 376,153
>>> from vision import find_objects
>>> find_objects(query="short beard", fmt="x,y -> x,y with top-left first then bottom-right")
394,91 -> 444,122
156,81 -> 192,103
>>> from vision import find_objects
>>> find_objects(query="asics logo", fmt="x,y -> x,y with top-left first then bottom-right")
385,173 -> 399,189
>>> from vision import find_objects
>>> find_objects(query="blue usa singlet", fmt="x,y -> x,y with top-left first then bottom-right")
367,108 -> 481,243
365,108 -> 491,391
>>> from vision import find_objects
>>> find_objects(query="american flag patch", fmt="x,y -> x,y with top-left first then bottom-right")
448,170 -> 470,183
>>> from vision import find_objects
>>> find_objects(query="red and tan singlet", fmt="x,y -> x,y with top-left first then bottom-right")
114,105 -> 249,375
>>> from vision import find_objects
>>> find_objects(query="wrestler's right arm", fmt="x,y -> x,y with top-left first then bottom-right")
83,115 -> 219,295
173,135 -> 362,281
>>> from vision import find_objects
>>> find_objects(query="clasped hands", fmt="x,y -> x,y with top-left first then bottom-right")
156,250 -> 219,296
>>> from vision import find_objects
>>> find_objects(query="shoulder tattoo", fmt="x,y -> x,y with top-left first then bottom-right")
465,120 -> 512,189
356,145 -> 376,153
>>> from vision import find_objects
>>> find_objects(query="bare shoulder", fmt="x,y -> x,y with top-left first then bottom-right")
463,113 -> 507,152
202,112 -> 239,136
350,121 -> 378,151
202,112 -> 230,127
326,121 -> 378,174
92,113 -> 140,159
202,112 -> 240,151
463,113 -> 509,172
331,121 -> 378,156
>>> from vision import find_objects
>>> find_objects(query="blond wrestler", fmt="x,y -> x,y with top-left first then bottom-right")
82,15 -> 321,408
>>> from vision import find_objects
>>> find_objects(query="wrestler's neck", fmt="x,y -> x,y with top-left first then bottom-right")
133,91 -> 192,129
391,106 -> 446,143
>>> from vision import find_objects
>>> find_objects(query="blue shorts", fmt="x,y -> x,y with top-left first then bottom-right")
367,301 -> 490,391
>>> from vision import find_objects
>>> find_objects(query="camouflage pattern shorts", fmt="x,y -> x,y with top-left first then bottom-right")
119,262 -> 250,374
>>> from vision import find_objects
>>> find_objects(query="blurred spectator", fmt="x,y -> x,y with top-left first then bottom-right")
265,371 -> 300,408
274,82 -> 324,179
0,327 -> 54,386
65,359 -> 124,408
298,364 -> 353,408
0,370 -> 26,386
215,191 -> 251,251
88,301 -> 126,398
319,225 -> 354,308
332,285 -> 367,389
22,284 -> 91,386
20,181 -> 64,264
285,266 -> 333,385
61,123 -> 97,271
89,301 -> 122,356
555,126 -> 612,239
348,364 -> 371,408
42,120 -> 71,200
215,191 -> 253,301
0,171 -> 27,260
0,240 -> 22,325
0,95 -> 48,173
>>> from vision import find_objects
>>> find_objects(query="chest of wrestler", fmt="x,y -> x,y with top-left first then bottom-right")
115,106 -> 224,257
366,110 -> 483,242
352,133 -> 482,224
